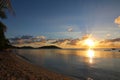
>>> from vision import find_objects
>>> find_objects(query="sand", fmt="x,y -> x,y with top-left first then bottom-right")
0,51 -> 73,80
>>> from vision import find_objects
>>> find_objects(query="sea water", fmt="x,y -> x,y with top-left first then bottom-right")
15,49 -> 120,80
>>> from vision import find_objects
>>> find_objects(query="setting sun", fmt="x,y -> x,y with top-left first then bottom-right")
85,39 -> 95,47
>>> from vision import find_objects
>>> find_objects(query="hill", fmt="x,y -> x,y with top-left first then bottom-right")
18,46 -> 35,49
38,45 -> 62,49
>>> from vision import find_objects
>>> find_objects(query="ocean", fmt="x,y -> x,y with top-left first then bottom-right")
15,49 -> 120,80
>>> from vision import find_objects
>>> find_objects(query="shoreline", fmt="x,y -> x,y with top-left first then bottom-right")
0,51 -> 73,80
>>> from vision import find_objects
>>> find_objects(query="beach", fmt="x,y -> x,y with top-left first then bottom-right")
0,51 -> 73,80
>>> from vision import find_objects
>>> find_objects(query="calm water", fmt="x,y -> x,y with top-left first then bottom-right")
15,49 -> 120,80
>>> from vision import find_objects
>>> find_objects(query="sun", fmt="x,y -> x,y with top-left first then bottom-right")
85,38 -> 94,47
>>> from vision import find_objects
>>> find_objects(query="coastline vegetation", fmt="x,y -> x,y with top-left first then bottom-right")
0,0 -> 14,51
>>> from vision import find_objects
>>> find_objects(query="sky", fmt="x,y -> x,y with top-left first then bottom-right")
2,0 -> 120,40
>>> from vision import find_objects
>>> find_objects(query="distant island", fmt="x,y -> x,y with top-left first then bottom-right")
18,46 -> 35,49
38,45 -> 62,49
15,45 -> 62,49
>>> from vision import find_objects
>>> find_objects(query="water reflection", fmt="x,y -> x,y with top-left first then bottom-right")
87,49 -> 95,64
16,49 -> 120,80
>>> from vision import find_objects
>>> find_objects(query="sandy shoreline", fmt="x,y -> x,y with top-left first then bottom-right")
0,51 -> 73,80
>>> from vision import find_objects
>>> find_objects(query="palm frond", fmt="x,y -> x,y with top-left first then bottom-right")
0,10 -> 7,19
5,0 -> 15,15
0,21 -> 7,32
0,0 -> 15,16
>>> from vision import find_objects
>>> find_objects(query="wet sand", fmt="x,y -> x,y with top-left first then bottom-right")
0,51 -> 73,80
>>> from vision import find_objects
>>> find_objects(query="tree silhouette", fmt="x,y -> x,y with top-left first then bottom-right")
0,0 -> 14,50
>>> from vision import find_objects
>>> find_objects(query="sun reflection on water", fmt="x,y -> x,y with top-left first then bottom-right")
87,49 -> 95,64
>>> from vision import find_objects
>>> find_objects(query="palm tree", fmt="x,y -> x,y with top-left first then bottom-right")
0,21 -> 7,49
0,0 -> 14,50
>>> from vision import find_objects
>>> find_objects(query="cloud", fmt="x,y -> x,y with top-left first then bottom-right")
106,34 -> 111,37
81,34 -> 92,40
67,28 -> 73,32
36,36 -> 46,40
114,16 -> 120,26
